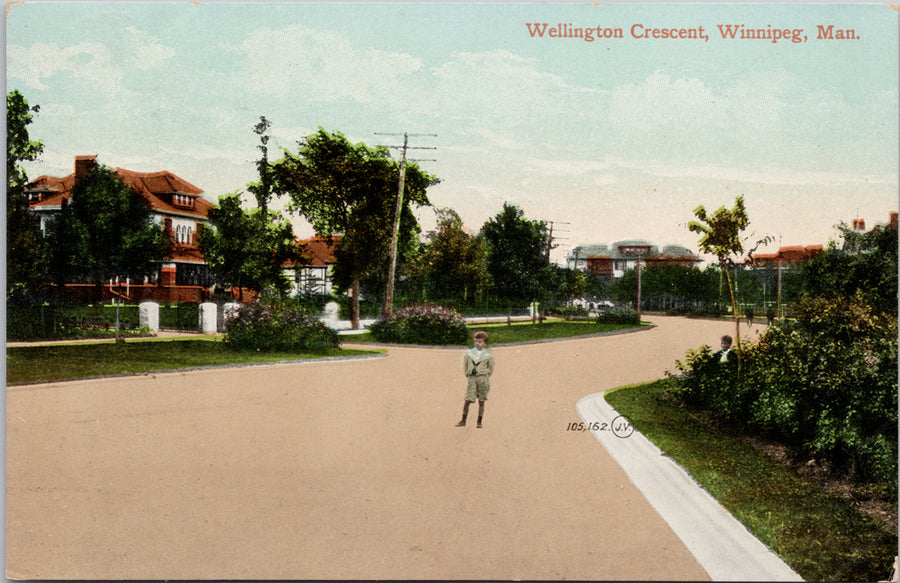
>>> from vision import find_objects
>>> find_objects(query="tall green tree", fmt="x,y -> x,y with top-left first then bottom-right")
271,128 -> 436,328
46,163 -> 168,300
7,90 -> 45,296
412,207 -> 489,302
198,192 -> 299,299
480,203 -> 551,303
798,221 -> 898,316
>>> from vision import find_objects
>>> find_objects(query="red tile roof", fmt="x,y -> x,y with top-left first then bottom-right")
26,157 -> 212,219
750,245 -> 823,264
285,236 -> 340,267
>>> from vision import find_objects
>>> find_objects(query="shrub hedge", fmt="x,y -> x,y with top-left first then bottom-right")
671,293 -> 898,486
595,305 -> 640,326
224,299 -> 340,352
368,304 -> 469,345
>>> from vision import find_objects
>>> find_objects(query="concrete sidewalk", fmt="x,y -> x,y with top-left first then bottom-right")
577,392 -> 803,581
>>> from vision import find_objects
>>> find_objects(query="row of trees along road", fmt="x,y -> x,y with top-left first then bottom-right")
9,92 -> 570,323
12,94 -> 795,327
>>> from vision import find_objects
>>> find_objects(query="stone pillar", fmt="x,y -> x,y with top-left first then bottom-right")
139,301 -> 160,333
199,302 -> 218,333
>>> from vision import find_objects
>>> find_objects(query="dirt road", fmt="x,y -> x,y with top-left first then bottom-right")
7,315 -> 759,580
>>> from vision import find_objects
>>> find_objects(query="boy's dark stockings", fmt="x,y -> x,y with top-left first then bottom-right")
455,401 -> 471,427
456,400 -> 485,428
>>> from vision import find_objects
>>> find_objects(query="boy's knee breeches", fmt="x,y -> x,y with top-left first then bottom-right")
465,375 -> 491,401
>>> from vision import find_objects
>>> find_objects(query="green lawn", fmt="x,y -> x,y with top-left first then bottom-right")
349,319 -> 649,345
7,338 -> 383,385
605,378 -> 897,582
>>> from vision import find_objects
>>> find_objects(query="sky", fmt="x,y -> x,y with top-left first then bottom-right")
6,1 -> 898,264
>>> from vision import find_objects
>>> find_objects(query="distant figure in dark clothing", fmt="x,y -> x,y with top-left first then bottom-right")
713,335 -> 733,365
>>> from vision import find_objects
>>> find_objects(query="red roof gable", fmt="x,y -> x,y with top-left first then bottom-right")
25,157 -> 212,219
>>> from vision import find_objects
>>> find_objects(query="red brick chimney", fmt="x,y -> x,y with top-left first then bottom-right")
74,155 -> 97,182
890,212 -> 898,232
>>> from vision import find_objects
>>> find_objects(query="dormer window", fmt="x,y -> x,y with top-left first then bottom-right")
172,193 -> 194,208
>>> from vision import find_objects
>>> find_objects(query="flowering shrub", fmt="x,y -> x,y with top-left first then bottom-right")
596,306 -> 640,326
671,294 -> 898,485
224,300 -> 340,352
369,304 -> 469,345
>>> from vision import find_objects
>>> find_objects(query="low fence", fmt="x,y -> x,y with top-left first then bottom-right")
6,301 -> 239,340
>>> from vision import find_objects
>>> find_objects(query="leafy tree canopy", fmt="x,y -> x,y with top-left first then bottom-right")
46,163 -> 168,293
198,192 -> 300,297
688,195 -> 750,265
271,128 -> 436,292
7,90 -> 45,295
480,202 -> 551,302
412,207 -> 489,301
7,90 -> 43,194
799,222 -> 898,315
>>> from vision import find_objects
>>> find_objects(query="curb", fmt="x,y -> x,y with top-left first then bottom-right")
576,391 -> 803,582
7,352 -> 387,388
344,324 -> 656,350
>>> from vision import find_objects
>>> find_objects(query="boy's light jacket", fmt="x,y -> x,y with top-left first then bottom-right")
464,347 -> 495,377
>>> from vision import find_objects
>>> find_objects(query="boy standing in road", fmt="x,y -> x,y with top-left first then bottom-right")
456,330 -> 495,429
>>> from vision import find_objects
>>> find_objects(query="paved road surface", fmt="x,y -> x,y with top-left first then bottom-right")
7,315 -> 763,580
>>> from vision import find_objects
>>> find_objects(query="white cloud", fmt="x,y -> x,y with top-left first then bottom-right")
7,41 -> 124,92
236,24 -> 422,103
608,71 -> 726,132
430,50 -> 578,122
126,26 -> 176,70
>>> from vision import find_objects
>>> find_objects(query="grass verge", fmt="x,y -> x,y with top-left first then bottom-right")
349,319 -> 649,345
7,338 -> 384,385
605,378 -> 897,582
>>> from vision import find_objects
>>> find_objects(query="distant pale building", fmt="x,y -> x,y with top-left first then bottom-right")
568,240 -> 701,278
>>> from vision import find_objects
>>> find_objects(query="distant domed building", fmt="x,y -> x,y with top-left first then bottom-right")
567,240 -> 701,278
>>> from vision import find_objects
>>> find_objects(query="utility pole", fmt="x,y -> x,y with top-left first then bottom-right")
375,132 -> 436,317
542,220 -> 570,262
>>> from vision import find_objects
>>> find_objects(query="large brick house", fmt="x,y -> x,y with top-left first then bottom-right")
568,240 -> 702,278
25,155 -> 216,302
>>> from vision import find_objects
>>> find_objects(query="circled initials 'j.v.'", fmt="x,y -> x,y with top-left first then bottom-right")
612,415 -> 635,438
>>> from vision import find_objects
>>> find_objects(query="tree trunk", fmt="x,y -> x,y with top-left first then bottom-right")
723,266 -> 740,347
351,279 -> 360,330
723,265 -> 742,376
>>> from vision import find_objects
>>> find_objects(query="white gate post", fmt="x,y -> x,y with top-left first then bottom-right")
199,302 -> 218,333
139,301 -> 160,333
